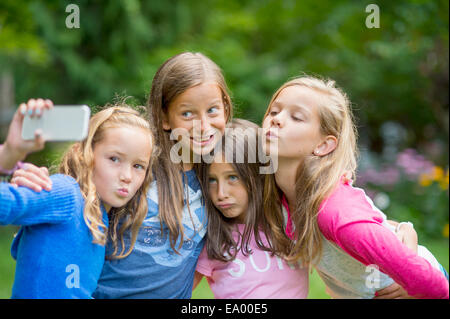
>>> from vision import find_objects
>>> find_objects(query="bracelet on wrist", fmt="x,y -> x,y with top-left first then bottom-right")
0,161 -> 23,176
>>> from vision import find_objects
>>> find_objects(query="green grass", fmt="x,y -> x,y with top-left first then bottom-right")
0,225 -> 448,299
0,227 -> 17,298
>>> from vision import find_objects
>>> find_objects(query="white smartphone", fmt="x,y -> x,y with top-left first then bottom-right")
22,105 -> 90,141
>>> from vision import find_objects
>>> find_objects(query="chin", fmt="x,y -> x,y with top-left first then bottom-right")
109,200 -> 129,209
264,144 -> 279,158
193,144 -> 216,157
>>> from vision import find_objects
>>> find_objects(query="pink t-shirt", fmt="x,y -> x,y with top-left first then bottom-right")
195,224 -> 309,299
282,179 -> 449,299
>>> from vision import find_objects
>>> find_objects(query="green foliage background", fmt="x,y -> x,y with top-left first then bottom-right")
1,0 -> 448,157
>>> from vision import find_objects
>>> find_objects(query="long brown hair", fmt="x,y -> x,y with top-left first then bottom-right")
201,119 -> 274,262
147,52 -> 233,253
263,76 -> 358,266
59,105 -> 157,259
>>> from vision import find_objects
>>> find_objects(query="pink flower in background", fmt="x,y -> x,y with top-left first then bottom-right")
396,149 -> 434,180
357,148 -> 436,187
357,166 -> 399,186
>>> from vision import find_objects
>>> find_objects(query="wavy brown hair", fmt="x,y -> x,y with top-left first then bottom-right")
147,52 -> 232,253
59,105 -> 157,259
263,76 -> 358,266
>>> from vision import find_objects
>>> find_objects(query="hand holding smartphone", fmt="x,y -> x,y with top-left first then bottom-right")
22,105 -> 90,141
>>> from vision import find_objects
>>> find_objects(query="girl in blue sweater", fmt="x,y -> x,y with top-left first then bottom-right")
0,104 -> 156,298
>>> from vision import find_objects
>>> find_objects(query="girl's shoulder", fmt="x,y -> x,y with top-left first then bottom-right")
47,174 -> 83,207
49,174 -> 82,193
317,180 -> 384,236
50,173 -> 78,184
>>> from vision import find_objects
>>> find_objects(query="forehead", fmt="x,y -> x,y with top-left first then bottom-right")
208,160 -> 235,174
97,126 -> 152,157
171,82 -> 223,106
273,85 -> 321,110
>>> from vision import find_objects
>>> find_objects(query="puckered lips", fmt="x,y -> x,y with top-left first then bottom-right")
116,187 -> 129,197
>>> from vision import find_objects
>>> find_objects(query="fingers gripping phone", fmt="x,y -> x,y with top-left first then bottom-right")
22,105 -> 90,141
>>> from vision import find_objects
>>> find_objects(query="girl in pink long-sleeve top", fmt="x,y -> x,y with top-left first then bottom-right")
261,76 -> 449,299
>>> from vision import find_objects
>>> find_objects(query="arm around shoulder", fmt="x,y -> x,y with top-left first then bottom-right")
335,221 -> 449,299
318,185 -> 449,299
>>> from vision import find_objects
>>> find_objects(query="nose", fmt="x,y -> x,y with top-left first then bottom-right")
200,114 -> 212,134
120,165 -> 132,184
271,112 -> 283,128
216,181 -> 228,201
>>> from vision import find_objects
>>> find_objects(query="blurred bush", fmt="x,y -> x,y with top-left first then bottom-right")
357,148 -> 449,240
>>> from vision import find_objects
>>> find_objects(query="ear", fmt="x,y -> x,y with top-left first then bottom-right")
162,113 -> 171,131
313,135 -> 337,157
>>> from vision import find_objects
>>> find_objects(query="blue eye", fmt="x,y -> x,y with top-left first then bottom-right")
229,175 -> 239,182
182,111 -> 193,117
134,164 -> 145,170
110,156 -> 119,163
208,178 -> 217,184
207,106 -> 219,114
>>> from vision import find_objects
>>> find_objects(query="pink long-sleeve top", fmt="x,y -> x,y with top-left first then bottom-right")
282,179 -> 449,299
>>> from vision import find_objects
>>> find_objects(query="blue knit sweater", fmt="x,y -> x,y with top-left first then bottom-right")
0,174 -> 108,299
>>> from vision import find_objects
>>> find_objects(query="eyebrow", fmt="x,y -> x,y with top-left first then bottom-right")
108,149 -> 149,164
208,169 -> 237,177
178,99 -> 223,108
177,103 -> 192,109
272,101 -> 311,116
217,169 -> 239,177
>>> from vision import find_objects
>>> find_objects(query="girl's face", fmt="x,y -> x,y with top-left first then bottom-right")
92,126 -> 152,212
163,82 -> 227,157
208,161 -> 248,223
262,85 -> 324,160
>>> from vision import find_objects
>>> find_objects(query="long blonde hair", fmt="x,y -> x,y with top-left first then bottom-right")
59,105 -> 157,259
263,76 -> 358,265
147,52 -> 232,253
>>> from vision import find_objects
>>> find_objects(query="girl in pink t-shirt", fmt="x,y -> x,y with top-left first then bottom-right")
261,76 -> 449,299
193,121 -> 309,299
